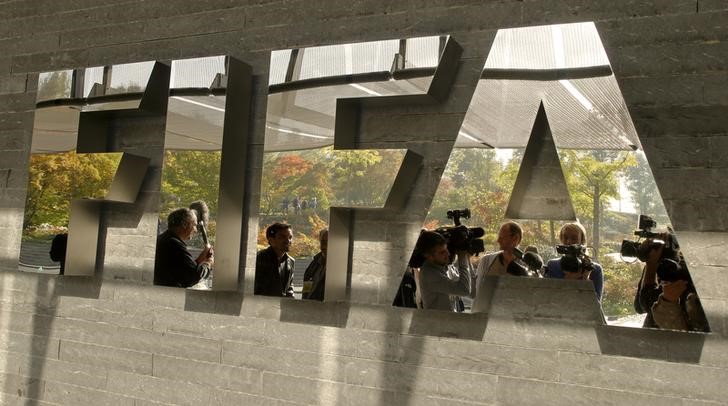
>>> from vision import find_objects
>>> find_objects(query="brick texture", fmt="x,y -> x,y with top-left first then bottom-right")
0,1 -> 727,405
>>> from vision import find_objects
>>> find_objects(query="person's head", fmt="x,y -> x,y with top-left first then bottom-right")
168,208 -> 197,241
418,231 -> 449,267
266,223 -> 293,255
559,222 -> 587,245
318,229 -> 329,256
497,221 -> 522,252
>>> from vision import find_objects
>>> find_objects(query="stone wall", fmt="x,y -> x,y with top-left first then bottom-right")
1,1 -> 728,404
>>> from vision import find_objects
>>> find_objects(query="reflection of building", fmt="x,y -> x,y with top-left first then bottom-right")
2,5 -> 727,405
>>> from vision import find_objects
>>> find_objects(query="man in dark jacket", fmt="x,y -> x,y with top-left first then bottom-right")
255,223 -> 295,297
302,229 -> 327,301
154,208 -> 214,288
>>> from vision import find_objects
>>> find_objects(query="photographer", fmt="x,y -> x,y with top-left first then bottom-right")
416,231 -> 472,312
634,235 -> 708,332
545,223 -> 603,301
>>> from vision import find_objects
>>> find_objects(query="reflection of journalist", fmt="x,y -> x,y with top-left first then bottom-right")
634,235 -> 708,331
416,231 -> 472,311
545,223 -> 604,301
154,208 -> 214,288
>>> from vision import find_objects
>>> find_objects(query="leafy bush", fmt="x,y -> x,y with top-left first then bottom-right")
600,255 -> 643,316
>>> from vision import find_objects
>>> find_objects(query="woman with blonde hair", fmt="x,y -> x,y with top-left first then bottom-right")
545,222 -> 604,301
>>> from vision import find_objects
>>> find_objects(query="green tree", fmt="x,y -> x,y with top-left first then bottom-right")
37,71 -> 71,100
560,150 -> 636,260
24,151 -> 121,230
160,150 -> 221,218
625,152 -> 669,223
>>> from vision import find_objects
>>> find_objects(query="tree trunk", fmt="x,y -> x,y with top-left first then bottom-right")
549,220 -> 556,246
592,184 -> 600,260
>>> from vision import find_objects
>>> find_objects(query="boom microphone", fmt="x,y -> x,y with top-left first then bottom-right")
189,200 -> 210,247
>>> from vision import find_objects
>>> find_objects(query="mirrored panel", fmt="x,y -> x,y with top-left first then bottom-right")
153,56 -> 227,289
393,22 -> 709,333
19,151 -> 122,274
257,36 -> 443,300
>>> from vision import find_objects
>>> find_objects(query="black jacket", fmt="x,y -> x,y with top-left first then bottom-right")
255,246 -> 295,297
154,230 -> 209,288
302,252 -> 326,301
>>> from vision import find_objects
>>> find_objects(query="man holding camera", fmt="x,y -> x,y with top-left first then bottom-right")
634,235 -> 708,332
416,231 -> 472,311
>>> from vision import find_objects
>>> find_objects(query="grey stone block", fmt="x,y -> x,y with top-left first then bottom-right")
522,0 -> 695,24
597,11 -> 728,48
398,334 -> 559,381
359,113 -> 464,144
43,380 -> 135,406
0,33 -> 59,57
106,370 -> 212,406
55,295 -> 154,330
153,354 -> 261,394
0,129 -> 28,150
700,0 -> 728,11
260,372 -> 344,405
497,376 -> 684,406
0,75 -> 28,95
222,340 -> 348,383
59,7 -> 248,50
595,325 -> 708,363
619,74 -> 708,108
114,283 -> 186,310
0,372 -> 44,401
657,168 -> 728,200
557,351 -> 728,402
12,49 -> 89,74
664,198 -> 728,232
0,0 -> 143,22
344,358 -> 498,403
0,331 -> 59,360
85,39 -> 181,71
630,105 -> 728,139
58,340 -> 153,375
482,316 -> 601,353
681,265 -> 728,301
17,354 -> 108,390
610,42 -> 728,78
0,111 -> 34,130
53,304 -> 223,362
264,321 -> 400,361
640,137 -> 712,169
210,389 -> 300,406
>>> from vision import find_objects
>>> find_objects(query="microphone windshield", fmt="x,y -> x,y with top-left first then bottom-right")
523,251 -> 544,271
189,200 -> 209,224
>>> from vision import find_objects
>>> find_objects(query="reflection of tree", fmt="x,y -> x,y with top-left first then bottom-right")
108,82 -> 144,94
37,71 -> 70,100
160,151 -> 220,219
625,152 -> 669,223
24,152 -> 120,230
561,150 -> 636,260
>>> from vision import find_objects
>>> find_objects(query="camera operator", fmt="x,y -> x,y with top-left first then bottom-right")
416,231 -> 472,312
545,223 -> 603,301
634,235 -> 708,332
